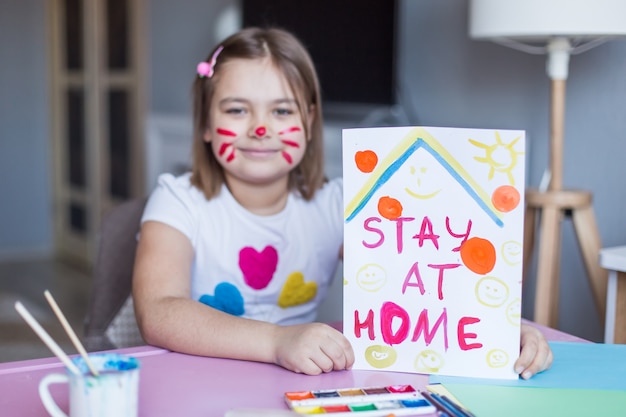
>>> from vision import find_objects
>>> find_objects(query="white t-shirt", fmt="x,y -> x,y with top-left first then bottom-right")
141,173 -> 343,325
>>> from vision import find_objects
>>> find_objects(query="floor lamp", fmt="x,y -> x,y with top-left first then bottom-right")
468,0 -> 626,328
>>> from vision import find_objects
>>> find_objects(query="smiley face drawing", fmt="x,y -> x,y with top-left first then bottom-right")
404,164 -> 442,200
506,298 -> 522,326
486,348 -> 509,368
475,276 -> 509,308
364,345 -> 397,369
356,264 -> 387,292
414,349 -> 444,373
501,240 -> 522,265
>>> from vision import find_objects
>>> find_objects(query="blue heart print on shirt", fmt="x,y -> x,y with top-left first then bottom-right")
199,282 -> 244,316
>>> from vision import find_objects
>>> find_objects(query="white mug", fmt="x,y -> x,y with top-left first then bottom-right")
39,353 -> 140,417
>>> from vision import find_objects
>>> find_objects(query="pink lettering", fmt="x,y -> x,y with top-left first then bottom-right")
457,316 -> 482,351
380,302 -> 410,345
363,217 -> 384,249
446,217 -> 472,252
352,305 -> 480,352
391,217 -> 415,254
401,262 -> 426,295
354,309 -> 375,340
359,216 -> 474,254
411,308 -> 449,349
427,263 -> 461,300
412,216 -> 440,249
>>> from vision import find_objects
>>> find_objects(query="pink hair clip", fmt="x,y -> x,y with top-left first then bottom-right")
197,45 -> 224,78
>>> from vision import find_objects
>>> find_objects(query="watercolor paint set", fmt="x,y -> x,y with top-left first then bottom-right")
284,384 -> 436,416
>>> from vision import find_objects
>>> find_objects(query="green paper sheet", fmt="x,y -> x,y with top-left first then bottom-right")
442,383 -> 626,417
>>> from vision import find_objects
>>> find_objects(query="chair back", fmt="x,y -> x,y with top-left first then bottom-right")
84,198 -> 147,351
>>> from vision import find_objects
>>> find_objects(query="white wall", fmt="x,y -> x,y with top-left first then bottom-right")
149,0 -> 238,114
0,0 -> 52,260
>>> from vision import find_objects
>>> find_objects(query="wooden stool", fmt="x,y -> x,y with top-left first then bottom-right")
524,188 -> 607,328
599,246 -> 626,343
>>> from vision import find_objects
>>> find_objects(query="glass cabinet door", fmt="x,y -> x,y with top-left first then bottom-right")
50,0 -> 145,266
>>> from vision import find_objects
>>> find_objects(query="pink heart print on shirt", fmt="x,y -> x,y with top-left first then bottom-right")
238,245 -> 278,290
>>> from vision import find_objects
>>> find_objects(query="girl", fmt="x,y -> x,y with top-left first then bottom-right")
132,27 -> 552,378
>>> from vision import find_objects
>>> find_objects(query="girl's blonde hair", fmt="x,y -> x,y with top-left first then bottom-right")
190,27 -> 325,201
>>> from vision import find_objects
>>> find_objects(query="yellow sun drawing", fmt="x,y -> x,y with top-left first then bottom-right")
469,131 -> 524,186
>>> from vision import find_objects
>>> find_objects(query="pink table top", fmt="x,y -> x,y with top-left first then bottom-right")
0,321 -> 587,417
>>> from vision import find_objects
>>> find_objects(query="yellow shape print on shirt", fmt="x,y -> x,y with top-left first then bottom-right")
278,272 -> 317,308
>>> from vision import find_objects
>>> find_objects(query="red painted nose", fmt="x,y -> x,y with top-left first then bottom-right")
255,126 -> 267,137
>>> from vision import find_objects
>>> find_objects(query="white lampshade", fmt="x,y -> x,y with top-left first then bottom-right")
469,0 -> 626,80
469,0 -> 626,41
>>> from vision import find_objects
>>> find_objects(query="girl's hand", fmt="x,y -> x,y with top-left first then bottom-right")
273,323 -> 354,375
515,324 -> 553,379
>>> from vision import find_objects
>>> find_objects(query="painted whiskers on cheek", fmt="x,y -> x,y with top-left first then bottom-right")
216,128 -> 237,137
279,126 -> 302,165
216,128 -> 237,162
278,126 -> 302,135
280,139 -> 300,148
218,142 -> 235,162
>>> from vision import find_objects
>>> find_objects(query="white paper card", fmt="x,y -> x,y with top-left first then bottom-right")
342,126 -> 525,379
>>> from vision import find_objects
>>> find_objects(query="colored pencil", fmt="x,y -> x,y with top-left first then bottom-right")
424,390 -> 475,417
438,394 -> 475,417
422,391 -> 453,417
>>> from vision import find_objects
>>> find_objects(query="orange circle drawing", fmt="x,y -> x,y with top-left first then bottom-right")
460,237 -> 496,275
355,150 -> 378,173
378,196 -> 403,220
492,185 -> 520,213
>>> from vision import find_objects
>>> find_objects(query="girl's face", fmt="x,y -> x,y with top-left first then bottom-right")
204,58 -> 311,189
